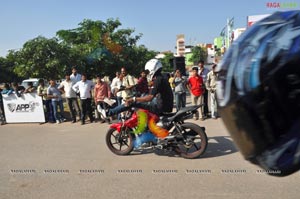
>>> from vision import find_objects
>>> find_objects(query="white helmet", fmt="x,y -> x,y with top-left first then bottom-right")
145,59 -> 162,80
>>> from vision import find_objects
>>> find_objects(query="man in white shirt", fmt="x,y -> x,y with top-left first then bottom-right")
110,71 -> 120,94
110,72 -> 123,120
70,67 -> 82,84
72,74 -> 95,125
58,74 -> 81,123
111,71 -> 123,100
198,60 -> 209,118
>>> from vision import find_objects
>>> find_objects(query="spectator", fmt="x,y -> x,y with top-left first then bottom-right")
110,72 -> 124,121
111,71 -> 120,92
0,83 -> 12,125
168,72 -> 175,92
111,71 -> 121,99
24,82 -> 36,93
102,75 -> 111,86
72,74 -> 95,125
0,87 -> 3,125
11,82 -> 25,97
174,69 -> 187,111
47,79 -> 66,124
198,60 -> 209,118
120,67 -> 135,100
187,67 -> 204,120
70,66 -> 82,84
206,64 -> 218,119
94,75 -> 111,123
38,79 -> 54,123
136,70 -> 149,97
1,83 -> 13,95
58,74 -> 81,123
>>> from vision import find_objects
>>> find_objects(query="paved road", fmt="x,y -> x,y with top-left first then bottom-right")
1,118 -> 300,199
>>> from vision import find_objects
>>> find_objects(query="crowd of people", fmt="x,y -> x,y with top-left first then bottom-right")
169,60 -> 218,120
0,60 -> 218,126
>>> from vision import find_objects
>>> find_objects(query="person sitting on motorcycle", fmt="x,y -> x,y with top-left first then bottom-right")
106,59 -> 174,117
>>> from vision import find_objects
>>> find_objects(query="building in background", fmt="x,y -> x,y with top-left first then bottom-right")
197,43 -> 215,64
184,52 -> 193,66
233,28 -> 246,41
176,34 -> 185,57
213,37 -> 223,63
159,15 -> 268,67
206,45 -> 215,64
214,37 -> 223,49
155,51 -> 173,59
184,45 -> 193,66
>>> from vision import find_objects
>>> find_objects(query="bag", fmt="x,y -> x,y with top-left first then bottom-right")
103,98 -> 116,107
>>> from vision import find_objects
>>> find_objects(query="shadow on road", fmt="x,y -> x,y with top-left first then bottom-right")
130,148 -> 179,157
129,136 -> 238,159
201,136 -> 238,159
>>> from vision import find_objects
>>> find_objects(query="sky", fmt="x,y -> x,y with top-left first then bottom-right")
0,0 -> 298,57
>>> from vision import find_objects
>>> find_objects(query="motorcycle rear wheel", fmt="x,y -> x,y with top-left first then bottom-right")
106,128 -> 134,155
174,122 -> 208,159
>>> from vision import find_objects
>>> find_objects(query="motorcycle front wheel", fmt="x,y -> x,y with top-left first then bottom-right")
174,122 -> 208,159
106,127 -> 134,155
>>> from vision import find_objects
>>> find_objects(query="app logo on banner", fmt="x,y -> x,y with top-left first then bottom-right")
7,101 -> 40,113
7,103 -> 16,112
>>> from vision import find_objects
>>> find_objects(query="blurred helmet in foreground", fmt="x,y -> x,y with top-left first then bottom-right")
216,10 -> 300,176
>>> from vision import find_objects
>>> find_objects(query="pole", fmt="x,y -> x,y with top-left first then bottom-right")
227,18 -> 230,49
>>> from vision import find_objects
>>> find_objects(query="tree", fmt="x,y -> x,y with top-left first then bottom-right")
159,52 -> 174,73
12,36 -> 71,79
4,18 -> 157,81
189,46 -> 207,65
120,45 -> 157,77
0,56 -> 21,83
56,18 -> 150,78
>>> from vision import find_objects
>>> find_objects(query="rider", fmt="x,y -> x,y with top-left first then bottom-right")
216,10 -> 300,176
106,59 -> 173,117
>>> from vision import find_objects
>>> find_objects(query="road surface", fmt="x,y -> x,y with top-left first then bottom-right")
1,118 -> 299,199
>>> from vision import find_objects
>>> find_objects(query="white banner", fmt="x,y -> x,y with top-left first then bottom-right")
2,93 -> 45,123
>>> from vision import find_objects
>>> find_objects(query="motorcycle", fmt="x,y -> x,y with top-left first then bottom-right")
105,104 -> 208,159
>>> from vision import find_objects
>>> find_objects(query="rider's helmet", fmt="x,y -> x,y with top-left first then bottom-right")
145,59 -> 163,80
216,10 -> 300,176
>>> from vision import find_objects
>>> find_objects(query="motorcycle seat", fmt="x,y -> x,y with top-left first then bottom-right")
160,112 -> 176,117
166,105 -> 201,122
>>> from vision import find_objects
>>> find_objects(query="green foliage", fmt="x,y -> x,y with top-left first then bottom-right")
56,18 -> 154,78
189,46 -> 207,65
12,36 -> 71,79
1,18 -> 158,81
121,45 -> 157,77
215,47 -> 222,57
159,52 -> 174,72
0,56 -> 21,83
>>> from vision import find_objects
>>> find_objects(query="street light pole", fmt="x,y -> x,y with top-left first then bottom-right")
227,18 -> 230,49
